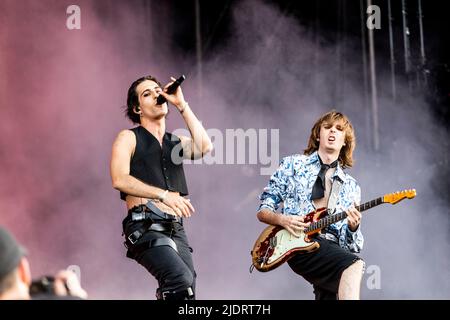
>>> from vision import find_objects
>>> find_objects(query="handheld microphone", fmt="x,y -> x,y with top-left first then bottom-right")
156,75 -> 186,105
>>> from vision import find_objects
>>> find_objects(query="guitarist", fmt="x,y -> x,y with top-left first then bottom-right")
257,110 -> 365,300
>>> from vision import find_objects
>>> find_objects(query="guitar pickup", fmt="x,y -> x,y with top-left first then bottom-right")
269,237 -> 277,247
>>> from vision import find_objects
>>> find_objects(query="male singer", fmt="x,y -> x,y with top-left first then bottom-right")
110,75 -> 212,300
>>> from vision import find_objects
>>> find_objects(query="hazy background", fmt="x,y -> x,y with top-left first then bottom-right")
0,0 -> 448,299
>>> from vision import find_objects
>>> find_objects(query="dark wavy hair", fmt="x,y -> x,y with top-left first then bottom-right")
304,110 -> 356,168
125,75 -> 162,124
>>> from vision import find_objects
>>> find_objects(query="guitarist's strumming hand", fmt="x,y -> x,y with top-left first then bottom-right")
280,215 -> 311,238
346,204 -> 361,232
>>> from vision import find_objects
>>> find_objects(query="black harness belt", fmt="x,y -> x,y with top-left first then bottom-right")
126,222 -> 174,243
125,230 -> 179,259
123,201 -> 183,256
124,201 -> 183,225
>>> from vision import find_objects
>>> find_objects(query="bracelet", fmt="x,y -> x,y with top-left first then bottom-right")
159,190 -> 169,201
179,102 -> 188,114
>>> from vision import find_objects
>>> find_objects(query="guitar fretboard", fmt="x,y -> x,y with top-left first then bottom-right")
305,197 -> 383,233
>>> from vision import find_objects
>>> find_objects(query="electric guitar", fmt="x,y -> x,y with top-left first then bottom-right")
251,189 -> 416,272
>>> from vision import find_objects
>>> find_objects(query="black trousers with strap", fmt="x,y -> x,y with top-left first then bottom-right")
123,213 -> 196,300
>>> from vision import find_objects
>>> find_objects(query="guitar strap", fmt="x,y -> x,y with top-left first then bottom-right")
327,177 -> 342,214
315,177 -> 343,242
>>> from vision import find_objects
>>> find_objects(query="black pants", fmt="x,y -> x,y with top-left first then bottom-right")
124,220 -> 196,299
287,236 -> 363,300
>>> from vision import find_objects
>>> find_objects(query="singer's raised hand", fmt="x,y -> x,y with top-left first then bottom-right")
159,76 -> 186,111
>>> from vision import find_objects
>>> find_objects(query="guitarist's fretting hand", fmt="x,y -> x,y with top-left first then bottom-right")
280,215 -> 311,238
346,204 -> 362,232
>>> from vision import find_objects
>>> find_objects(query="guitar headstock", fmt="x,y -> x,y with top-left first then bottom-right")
383,189 -> 416,204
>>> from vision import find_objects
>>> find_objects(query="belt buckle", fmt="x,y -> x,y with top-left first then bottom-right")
127,231 -> 140,245
131,212 -> 146,222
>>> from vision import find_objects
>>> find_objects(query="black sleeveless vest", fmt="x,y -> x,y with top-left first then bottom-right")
120,126 -> 189,200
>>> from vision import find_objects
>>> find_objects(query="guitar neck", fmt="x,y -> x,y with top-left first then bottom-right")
305,197 -> 384,232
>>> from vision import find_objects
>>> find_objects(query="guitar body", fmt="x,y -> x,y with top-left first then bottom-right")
251,189 -> 416,273
251,208 -> 328,272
